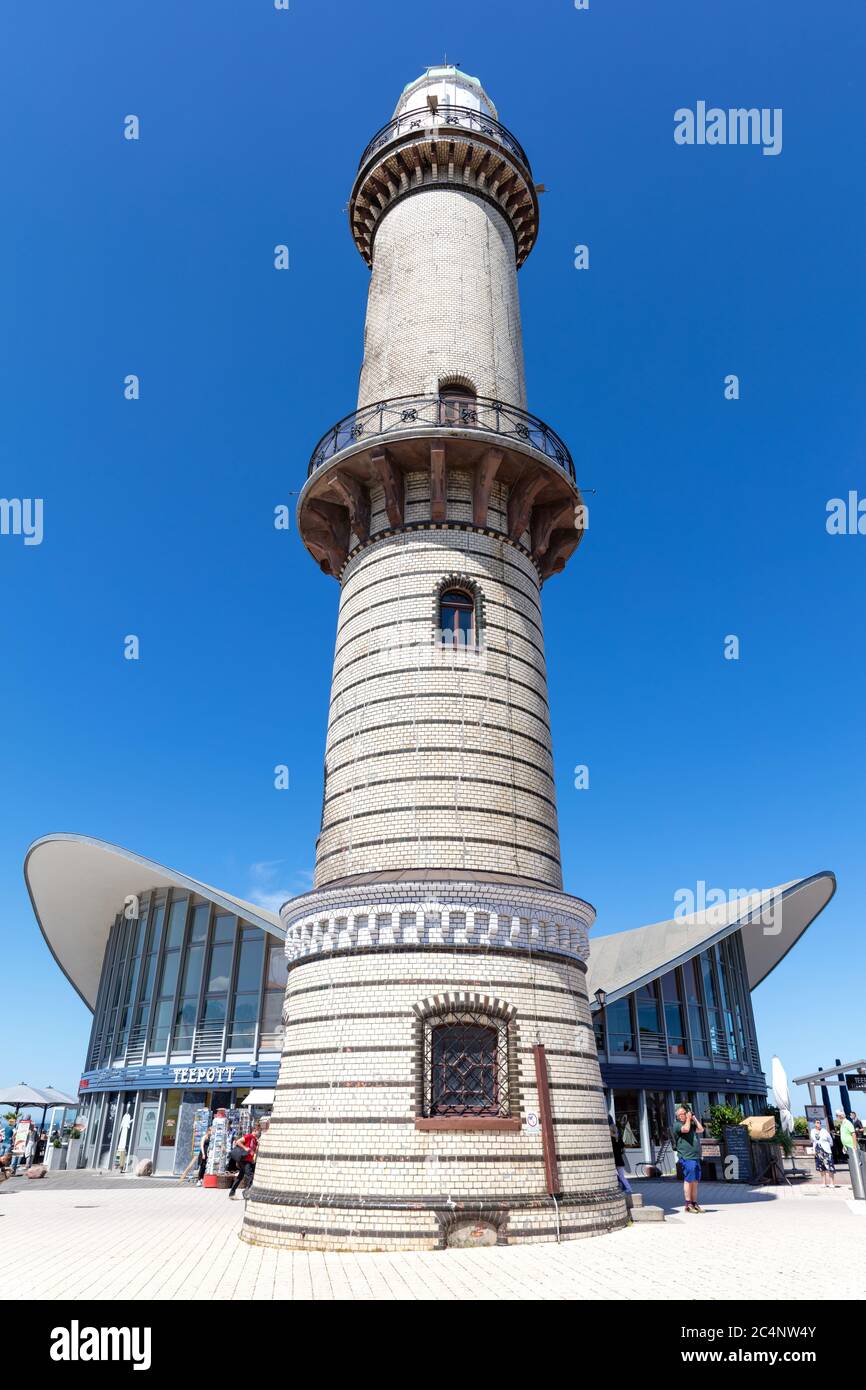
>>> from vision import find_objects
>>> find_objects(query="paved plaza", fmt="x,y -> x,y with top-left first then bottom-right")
2,1172 -> 863,1300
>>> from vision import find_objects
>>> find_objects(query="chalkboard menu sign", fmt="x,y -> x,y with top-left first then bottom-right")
723,1124 -> 753,1182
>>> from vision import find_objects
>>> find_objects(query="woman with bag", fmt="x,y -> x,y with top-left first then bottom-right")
810,1117 -> 836,1188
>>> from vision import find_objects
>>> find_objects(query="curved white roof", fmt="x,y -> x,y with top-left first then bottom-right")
587,871 -> 836,1004
25,834 -> 284,1011
25,836 -> 835,1019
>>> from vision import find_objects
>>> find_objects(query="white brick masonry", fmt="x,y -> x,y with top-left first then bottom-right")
317,482 -> 558,888
358,191 -> 526,409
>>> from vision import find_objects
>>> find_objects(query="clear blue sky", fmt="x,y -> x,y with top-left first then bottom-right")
1,0 -> 863,1117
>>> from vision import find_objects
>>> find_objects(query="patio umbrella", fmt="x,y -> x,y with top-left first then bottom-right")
0,1083 -> 54,1116
771,1056 -> 794,1133
771,1056 -> 803,1178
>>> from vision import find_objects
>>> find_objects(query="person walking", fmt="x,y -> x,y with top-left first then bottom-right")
196,1125 -> 212,1186
609,1121 -> 633,1196
228,1124 -> 259,1200
673,1103 -> 705,1213
810,1117 -> 836,1188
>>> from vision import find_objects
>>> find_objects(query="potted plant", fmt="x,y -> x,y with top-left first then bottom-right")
66,1126 -> 84,1171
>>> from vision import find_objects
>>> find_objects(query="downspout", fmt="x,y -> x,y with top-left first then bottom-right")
533,1042 -> 562,1240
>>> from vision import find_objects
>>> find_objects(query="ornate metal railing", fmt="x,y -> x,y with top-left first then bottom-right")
358,104 -> 530,172
307,394 -> 574,480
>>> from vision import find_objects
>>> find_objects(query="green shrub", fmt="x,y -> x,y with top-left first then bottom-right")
793,1116 -> 809,1137
708,1103 -> 745,1139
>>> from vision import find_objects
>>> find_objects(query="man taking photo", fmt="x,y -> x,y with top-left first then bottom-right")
674,1103 -> 705,1213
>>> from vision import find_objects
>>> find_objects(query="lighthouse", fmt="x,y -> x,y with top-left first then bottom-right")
241,67 -> 627,1250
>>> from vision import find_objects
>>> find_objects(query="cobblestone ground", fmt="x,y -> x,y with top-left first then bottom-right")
2,1174 -> 863,1300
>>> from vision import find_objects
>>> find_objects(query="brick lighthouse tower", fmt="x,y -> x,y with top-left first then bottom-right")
242,67 -> 627,1250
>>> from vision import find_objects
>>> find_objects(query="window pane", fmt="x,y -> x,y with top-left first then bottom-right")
149,903 -> 166,955
189,903 -> 209,943
203,997 -> 226,1029
266,943 -> 288,989
235,936 -> 264,993
180,945 -> 204,999
260,989 -> 283,1037
165,898 -> 188,950
681,957 -> 701,1005
229,996 -> 257,1049
700,952 -> 718,1006
149,1001 -> 173,1051
140,954 -> 157,1005
212,913 -> 236,944
207,944 -> 233,993
688,1005 -> 708,1055
172,998 -> 197,1050
158,951 -> 180,1000
606,998 -> 634,1053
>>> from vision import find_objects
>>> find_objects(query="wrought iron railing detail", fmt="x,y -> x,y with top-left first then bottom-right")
307,394 -> 574,480
358,104 -> 530,172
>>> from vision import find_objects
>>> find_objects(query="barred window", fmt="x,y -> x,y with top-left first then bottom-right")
414,997 -> 516,1121
431,1023 -> 498,1115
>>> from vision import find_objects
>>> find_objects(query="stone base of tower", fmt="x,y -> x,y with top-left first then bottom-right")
241,899 -> 627,1252
240,1191 -> 628,1253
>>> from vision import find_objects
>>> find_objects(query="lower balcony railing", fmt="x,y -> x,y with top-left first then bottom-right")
307,394 -> 575,480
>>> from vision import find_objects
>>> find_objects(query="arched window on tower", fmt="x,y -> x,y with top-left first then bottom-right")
438,380 -> 477,427
439,587 -> 476,647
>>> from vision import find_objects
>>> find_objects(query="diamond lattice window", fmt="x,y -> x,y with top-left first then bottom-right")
421,1009 -> 511,1117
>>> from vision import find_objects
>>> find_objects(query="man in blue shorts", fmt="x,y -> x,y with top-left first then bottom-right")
674,1103 -> 705,1213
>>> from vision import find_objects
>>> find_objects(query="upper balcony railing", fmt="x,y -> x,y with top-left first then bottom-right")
358,104 -> 530,173
307,394 -> 575,481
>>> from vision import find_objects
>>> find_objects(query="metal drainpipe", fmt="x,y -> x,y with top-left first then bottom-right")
533,1043 -> 562,1239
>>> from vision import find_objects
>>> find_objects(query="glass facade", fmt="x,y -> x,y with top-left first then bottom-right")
595,932 -> 762,1075
86,888 -> 285,1071
597,931 -> 767,1169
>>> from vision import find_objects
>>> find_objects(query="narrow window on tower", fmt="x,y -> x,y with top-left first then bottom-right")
438,379 -> 477,427
439,587 -> 476,648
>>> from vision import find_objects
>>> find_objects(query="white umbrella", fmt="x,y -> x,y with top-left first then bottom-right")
0,1083 -> 55,1115
39,1086 -> 78,1108
771,1056 -> 794,1133
772,1055 -> 804,1180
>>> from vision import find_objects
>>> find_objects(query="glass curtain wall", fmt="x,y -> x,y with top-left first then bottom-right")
84,890 -> 287,1072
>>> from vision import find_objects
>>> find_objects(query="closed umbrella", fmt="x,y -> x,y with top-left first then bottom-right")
771,1056 -> 794,1133
772,1056 -> 803,1179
